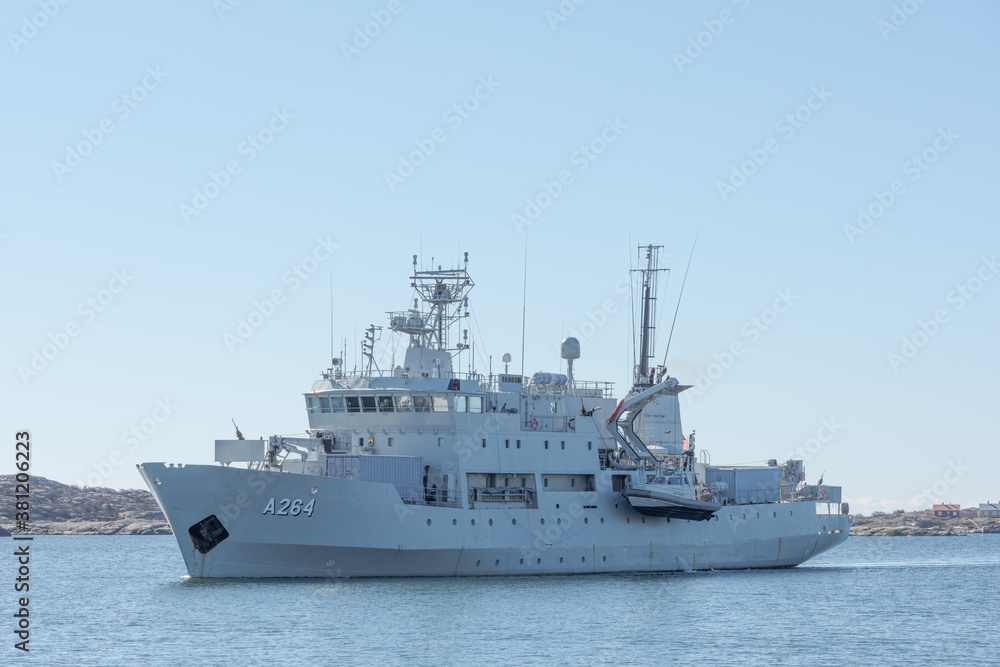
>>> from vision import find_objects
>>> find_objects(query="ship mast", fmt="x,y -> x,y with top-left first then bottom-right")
632,244 -> 667,389
387,253 -> 474,375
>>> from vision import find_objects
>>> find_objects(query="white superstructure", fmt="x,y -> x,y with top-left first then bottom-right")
139,247 -> 849,578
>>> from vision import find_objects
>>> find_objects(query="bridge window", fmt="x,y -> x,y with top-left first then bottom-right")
319,396 -> 331,413
469,396 -> 483,413
394,395 -> 412,411
331,396 -> 345,413
432,395 -> 448,412
413,396 -> 431,412
345,396 -> 360,413
361,396 -> 377,413
305,397 -> 316,413
455,395 -> 468,413
377,395 -> 394,412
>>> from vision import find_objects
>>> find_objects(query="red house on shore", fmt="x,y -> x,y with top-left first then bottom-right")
933,504 -> 960,518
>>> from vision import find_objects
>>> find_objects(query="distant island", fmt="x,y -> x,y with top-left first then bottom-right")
0,475 -> 169,535
2,475 -> 997,537
851,508 -> 999,536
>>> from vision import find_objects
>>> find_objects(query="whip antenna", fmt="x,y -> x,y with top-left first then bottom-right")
662,229 -> 699,367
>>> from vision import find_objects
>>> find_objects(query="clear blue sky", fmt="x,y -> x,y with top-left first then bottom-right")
3,1 -> 998,515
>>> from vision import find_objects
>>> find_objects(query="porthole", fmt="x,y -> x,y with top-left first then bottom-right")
626,517 -> 631,524
512,518 -> 517,526
153,478 -> 162,485
471,519 -> 476,526
476,560 -> 481,567
602,556 -> 607,562
489,518 -> 493,526
310,486 -> 319,494
427,519 -> 432,526
773,512 -> 776,518
557,518 -> 561,525
520,558 -> 524,565
581,556 -> 585,563
559,557 -> 564,563
495,559 -> 500,566
756,513 -> 760,519
742,514 -> 746,520
729,514 -> 733,520
600,517 -> 605,524
537,558 -> 541,564
540,518 -> 545,525
641,516 -> 646,523
822,525 -> 826,532
790,510 -> 793,516
584,517 -> 589,524
452,519 -> 457,526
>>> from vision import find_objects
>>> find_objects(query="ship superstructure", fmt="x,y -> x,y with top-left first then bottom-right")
140,247 -> 849,578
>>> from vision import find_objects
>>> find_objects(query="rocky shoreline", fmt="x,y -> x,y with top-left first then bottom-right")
3,475 -> 997,537
850,508 -> 999,536
0,475 -> 171,536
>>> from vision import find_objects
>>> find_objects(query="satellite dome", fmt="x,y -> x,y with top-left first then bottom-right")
560,337 -> 581,360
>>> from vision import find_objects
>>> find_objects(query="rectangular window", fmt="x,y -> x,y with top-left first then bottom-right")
571,478 -> 575,487
345,396 -> 361,413
469,396 -> 483,413
305,396 -> 315,413
331,396 -> 346,413
432,395 -> 448,412
455,395 -> 468,413
505,439 -> 509,449
358,437 -> 364,447
413,395 -> 431,412
319,396 -> 331,413
544,478 -> 549,488
388,437 -> 394,447
550,401 -> 557,414
482,438 -> 486,448
361,396 -> 377,413
516,440 -> 521,449
394,395 -> 413,411
561,441 -> 565,450
544,440 -> 549,450
377,395 -> 394,412
438,437 -> 444,447
588,441 -> 592,451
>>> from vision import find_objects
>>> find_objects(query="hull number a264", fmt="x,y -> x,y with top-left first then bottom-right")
262,497 -> 315,517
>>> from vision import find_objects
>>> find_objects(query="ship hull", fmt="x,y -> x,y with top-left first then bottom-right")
139,462 -> 849,578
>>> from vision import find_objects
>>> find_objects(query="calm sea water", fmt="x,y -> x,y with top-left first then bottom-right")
8,534 -> 999,666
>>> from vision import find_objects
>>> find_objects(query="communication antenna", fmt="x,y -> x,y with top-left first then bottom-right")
520,231 -> 528,379
662,230 -> 699,367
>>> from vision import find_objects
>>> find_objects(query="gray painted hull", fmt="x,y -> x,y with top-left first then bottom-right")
139,462 -> 850,579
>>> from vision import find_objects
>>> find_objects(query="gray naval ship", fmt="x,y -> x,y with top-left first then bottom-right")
140,245 -> 849,578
